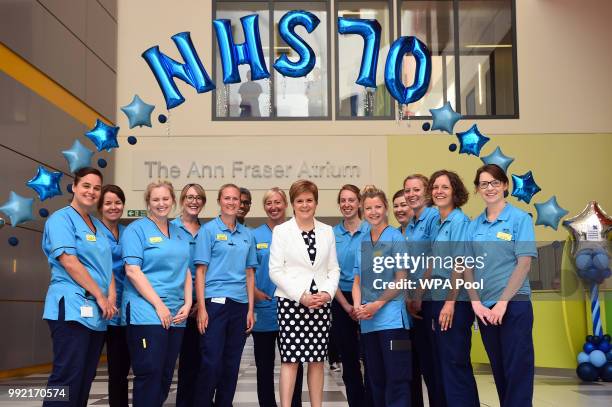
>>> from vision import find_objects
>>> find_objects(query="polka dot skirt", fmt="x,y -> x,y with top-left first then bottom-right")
277,230 -> 331,363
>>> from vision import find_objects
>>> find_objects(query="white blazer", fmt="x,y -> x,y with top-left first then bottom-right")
269,217 -> 340,303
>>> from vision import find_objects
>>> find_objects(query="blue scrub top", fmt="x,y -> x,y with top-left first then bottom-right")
99,222 -> 126,326
42,206 -> 113,331
121,217 -> 190,327
193,216 -> 258,303
170,217 -> 200,299
429,208 -> 470,301
354,226 -> 410,333
252,224 -> 278,332
334,221 -> 370,292
467,203 -> 537,307
405,206 -> 439,279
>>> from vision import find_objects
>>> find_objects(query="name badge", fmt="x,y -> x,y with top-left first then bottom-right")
216,234 -> 228,241
149,236 -> 163,243
80,305 -> 94,318
256,242 -> 269,249
85,234 -> 96,242
496,231 -> 512,241
373,250 -> 383,258
211,297 -> 226,304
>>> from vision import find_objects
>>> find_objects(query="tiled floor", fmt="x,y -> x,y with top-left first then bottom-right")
1,337 -> 611,406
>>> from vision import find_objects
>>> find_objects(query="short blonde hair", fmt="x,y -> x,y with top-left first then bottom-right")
144,180 -> 176,210
262,187 -> 288,207
289,180 -> 318,204
179,183 -> 207,206
361,185 -> 388,209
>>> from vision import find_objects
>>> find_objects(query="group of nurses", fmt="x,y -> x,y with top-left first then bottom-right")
193,183 -> 258,407
332,184 -> 371,407
252,188 -> 303,407
352,186 -> 412,407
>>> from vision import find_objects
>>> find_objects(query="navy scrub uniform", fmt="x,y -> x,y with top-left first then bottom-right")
355,226 -> 412,407
429,208 -> 479,407
171,216 -> 202,407
404,206 -> 445,407
101,223 -> 131,407
252,224 -> 303,407
467,203 -> 537,407
333,221 -> 370,407
121,217 -> 190,407
193,217 -> 258,407
42,206 -> 112,407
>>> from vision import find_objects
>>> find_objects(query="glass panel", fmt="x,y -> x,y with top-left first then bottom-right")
214,2 -> 271,118
400,0 -> 455,116
458,0 -> 515,116
337,1 -> 393,118
273,2 -> 328,118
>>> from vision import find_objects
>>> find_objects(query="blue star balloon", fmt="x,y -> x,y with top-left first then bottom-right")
85,119 -> 120,152
481,146 -> 515,173
535,196 -> 569,230
0,191 -> 34,226
511,171 -> 541,204
26,166 -> 63,201
120,94 -> 155,128
456,124 -> 490,156
429,102 -> 462,134
62,140 -> 94,173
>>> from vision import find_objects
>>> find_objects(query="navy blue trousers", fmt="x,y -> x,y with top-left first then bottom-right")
252,330 -> 303,407
431,301 -> 479,407
361,328 -> 412,407
479,300 -> 534,407
194,299 -> 249,407
127,323 -> 184,407
419,302 -> 448,407
106,325 -> 131,407
44,299 -> 105,407
176,316 -> 200,407
331,292 -> 372,407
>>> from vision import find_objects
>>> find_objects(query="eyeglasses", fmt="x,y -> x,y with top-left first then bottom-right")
185,195 -> 204,203
478,180 -> 502,189
240,200 -> 252,206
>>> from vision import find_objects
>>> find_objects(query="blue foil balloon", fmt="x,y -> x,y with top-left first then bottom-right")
0,191 -> 34,226
214,14 -> 270,83
26,166 -> 63,201
142,32 -> 215,109
337,17 -> 381,88
273,11 -> 320,78
85,119 -> 120,152
385,36 -> 431,105
456,124 -> 490,156
534,196 -> 569,230
511,171 -> 542,204
120,95 -> 155,128
429,102 -> 462,134
61,140 -> 94,173
481,146 -> 515,173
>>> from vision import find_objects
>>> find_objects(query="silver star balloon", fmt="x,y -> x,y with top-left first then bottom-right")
563,201 -> 612,255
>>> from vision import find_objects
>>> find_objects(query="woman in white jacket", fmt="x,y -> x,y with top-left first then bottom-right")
269,179 -> 340,407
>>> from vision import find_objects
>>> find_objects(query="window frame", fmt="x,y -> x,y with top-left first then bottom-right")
211,0 -> 332,121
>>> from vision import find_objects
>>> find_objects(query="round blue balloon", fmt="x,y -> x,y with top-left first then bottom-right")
587,335 -> 594,343
97,159 -> 108,168
577,352 -> 590,364
576,362 -> 599,381
448,143 -> 457,152
422,122 -> 431,131
576,253 -> 593,271
159,114 -> 167,123
604,334 -> 612,342
8,237 -> 19,246
38,208 -> 49,218
607,352 -> 612,362
593,253 -> 609,270
590,350 -> 607,367
600,362 -> 612,382
584,342 -> 596,353
585,268 -> 600,283
599,341 -> 611,353
127,136 -> 138,145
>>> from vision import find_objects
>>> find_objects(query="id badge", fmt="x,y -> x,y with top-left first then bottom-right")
211,297 -> 226,304
80,305 -> 94,318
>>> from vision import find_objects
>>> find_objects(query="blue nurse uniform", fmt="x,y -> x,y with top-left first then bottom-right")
42,206 -> 112,407
467,203 -> 537,407
121,217 -> 190,407
193,216 -> 258,407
